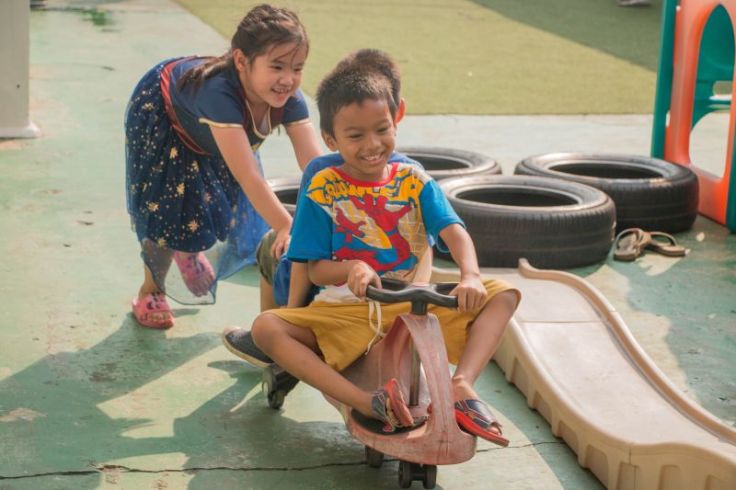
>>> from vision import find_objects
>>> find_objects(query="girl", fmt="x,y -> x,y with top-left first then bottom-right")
125,4 -> 321,329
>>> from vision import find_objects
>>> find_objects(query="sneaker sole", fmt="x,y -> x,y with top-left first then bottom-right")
220,328 -> 273,369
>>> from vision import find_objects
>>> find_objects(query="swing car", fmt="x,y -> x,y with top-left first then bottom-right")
263,279 -> 478,489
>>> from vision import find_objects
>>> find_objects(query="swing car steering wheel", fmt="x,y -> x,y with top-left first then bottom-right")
366,278 -> 458,314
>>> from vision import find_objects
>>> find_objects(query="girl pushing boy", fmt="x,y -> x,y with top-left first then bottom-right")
125,4 -> 321,328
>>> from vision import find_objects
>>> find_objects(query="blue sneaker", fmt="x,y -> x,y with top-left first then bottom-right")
221,326 -> 273,368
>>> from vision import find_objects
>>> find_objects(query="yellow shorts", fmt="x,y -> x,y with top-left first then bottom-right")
268,279 -> 520,371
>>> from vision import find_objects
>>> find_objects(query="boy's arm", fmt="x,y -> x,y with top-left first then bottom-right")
438,224 -> 486,311
286,261 -> 313,307
309,259 -> 380,299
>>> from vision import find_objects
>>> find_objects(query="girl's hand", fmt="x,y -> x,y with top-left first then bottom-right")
270,226 -> 291,259
347,261 -> 381,299
451,275 -> 487,312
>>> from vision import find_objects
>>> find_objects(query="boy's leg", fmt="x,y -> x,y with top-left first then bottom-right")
452,290 -> 518,441
252,312 -> 374,416
256,230 -> 279,312
222,231 -> 280,366
453,290 -> 518,399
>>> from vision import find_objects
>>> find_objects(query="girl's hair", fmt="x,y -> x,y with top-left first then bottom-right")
177,4 -> 308,91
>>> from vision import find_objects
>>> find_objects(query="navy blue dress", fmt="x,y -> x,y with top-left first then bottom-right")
125,57 -> 310,304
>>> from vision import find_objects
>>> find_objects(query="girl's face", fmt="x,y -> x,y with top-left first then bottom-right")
235,42 -> 308,109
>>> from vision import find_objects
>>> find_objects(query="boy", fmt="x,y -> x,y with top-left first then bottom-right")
222,50 -> 427,366
249,54 -> 520,443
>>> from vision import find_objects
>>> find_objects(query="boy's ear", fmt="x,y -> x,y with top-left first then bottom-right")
322,131 -> 338,151
394,98 -> 406,124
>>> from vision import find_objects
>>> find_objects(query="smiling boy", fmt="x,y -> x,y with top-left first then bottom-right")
249,53 -> 520,441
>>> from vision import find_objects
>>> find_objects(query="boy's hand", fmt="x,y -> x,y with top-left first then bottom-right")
451,275 -> 487,312
347,261 -> 381,299
271,226 -> 291,259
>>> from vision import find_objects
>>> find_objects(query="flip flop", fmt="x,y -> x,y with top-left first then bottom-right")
132,292 -> 174,329
173,252 -> 215,297
370,378 -> 415,433
646,231 -> 687,257
455,399 -> 509,447
613,228 -> 652,261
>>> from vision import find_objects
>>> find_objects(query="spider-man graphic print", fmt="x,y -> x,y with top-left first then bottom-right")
288,160 -> 463,286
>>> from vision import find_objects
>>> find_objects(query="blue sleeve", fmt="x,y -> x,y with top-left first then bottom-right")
287,191 -> 333,262
419,180 -> 464,252
193,76 -> 245,125
299,153 -> 343,196
282,89 -> 309,125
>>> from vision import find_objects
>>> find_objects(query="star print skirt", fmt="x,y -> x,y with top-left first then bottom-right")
125,60 -> 269,305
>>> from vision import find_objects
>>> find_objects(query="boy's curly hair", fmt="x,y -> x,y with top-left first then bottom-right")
316,51 -> 399,137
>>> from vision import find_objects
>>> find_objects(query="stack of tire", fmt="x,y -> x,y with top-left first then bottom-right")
269,148 -> 698,270
438,152 -> 697,269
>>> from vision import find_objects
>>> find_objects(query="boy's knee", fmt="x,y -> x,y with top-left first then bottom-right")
490,289 -> 520,312
251,312 -> 278,350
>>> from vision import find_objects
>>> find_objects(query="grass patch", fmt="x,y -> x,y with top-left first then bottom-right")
175,0 -> 664,114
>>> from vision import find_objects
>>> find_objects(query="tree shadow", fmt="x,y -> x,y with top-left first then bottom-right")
470,0 -> 663,72
0,317 -> 220,487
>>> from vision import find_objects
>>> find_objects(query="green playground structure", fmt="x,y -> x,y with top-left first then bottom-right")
652,0 -> 736,231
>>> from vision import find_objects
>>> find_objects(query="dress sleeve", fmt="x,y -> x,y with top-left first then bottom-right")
194,77 -> 246,128
419,179 -> 464,252
281,89 -> 310,126
287,187 -> 333,262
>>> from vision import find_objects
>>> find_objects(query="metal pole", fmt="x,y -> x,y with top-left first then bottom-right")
0,1 -> 40,138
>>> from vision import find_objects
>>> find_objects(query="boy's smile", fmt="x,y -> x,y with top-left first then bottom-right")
323,99 -> 397,182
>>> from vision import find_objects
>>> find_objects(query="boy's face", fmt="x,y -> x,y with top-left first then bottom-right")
323,98 -> 397,182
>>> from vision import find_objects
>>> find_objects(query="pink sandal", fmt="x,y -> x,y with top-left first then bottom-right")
132,292 -> 174,329
173,252 -> 215,297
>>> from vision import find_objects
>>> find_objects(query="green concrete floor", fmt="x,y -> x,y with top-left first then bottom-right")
0,1 -> 733,489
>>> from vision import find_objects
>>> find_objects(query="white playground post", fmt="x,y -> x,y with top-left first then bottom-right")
0,1 -> 40,138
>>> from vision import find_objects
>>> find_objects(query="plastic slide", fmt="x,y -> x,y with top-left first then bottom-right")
432,260 -> 736,490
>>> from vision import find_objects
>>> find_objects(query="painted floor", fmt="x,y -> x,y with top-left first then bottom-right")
0,1 -> 733,489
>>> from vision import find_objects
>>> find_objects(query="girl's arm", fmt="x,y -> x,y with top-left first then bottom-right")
211,126 -> 292,254
285,122 -> 322,170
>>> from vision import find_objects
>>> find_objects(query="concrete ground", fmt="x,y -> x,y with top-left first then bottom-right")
0,1 -> 733,489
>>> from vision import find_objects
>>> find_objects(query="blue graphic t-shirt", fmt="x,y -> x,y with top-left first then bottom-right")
288,160 -> 462,302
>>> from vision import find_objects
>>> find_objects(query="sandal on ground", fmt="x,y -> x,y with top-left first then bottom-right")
173,252 -> 215,297
646,231 -> 687,257
132,292 -> 174,329
613,228 -> 651,261
454,399 -> 509,447
370,378 -> 415,433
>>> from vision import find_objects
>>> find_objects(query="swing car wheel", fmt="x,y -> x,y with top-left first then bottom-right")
365,446 -> 384,468
398,460 -> 413,488
423,464 -> 437,489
